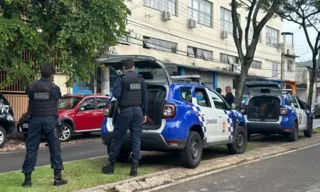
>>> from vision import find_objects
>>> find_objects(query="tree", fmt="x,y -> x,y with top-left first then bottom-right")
278,0 -> 320,107
0,0 -> 130,89
231,0 -> 282,108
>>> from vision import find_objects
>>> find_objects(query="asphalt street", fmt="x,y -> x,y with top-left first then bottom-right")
156,144 -> 320,192
0,119 -> 319,174
0,138 -> 106,173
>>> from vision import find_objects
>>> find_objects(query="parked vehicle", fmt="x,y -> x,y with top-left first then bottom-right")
311,103 -> 320,118
0,93 -> 15,148
100,55 -> 247,168
17,94 -> 110,141
241,81 -> 313,142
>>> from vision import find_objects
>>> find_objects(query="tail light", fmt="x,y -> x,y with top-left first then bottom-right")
280,107 -> 288,115
162,103 -> 176,118
240,106 -> 247,114
104,104 -> 111,117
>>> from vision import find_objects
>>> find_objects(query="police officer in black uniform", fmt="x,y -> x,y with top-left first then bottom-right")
22,64 -> 67,187
102,59 -> 148,177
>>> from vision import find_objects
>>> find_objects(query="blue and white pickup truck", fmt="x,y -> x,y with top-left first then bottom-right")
241,81 -> 313,141
98,55 -> 247,168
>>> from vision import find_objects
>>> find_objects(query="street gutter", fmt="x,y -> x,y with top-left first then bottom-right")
75,134 -> 320,192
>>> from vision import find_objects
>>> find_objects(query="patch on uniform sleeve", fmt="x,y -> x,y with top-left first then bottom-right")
33,92 -> 50,100
129,83 -> 141,90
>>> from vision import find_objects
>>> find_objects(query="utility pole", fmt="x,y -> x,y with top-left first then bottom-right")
316,53 -> 320,103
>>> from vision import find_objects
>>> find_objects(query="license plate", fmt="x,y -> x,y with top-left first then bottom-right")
23,124 -> 28,128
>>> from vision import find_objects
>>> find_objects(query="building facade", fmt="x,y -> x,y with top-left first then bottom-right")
98,0 -> 288,95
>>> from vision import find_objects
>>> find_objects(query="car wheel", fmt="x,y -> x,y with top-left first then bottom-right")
180,131 -> 203,168
59,123 -> 73,142
288,123 -> 298,142
81,132 -> 92,136
304,119 -> 313,138
0,126 -> 7,148
227,126 -> 247,154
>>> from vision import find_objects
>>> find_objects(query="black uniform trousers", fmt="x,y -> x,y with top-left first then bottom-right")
22,116 -> 64,173
108,106 -> 144,163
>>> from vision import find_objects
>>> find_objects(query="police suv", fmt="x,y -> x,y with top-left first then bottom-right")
99,55 -> 247,168
241,81 -> 313,141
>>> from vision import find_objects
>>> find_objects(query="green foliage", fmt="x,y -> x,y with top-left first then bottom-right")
0,0 -> 130,89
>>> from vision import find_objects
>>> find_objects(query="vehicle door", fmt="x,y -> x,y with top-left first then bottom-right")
207,89 -> 231,142
291,96 -> 307,130
74,97 -> 96,131
193,88 -> 217,143
93,97 -> 109,130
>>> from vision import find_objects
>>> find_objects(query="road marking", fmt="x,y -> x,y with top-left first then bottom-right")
142,142 -> 320,192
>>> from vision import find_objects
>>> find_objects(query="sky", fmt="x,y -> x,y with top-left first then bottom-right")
282,20 -> 318,62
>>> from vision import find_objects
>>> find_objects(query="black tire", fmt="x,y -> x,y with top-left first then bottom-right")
180,131 -> 203,168
288,123 -> 298,142
81,132 -> 92,136
0,126 -> 7,148
107,144 -> 131,162
304,119 -> 313,138
227,126 -> 247,154
247,133 -> 251,141
59,123 -> 73,142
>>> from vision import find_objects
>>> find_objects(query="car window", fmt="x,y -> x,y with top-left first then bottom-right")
0,94 -> 10,106
96,98 -> 108,109
79,98 -> 95,111
208,90 -> 228,110
291,97 -> 300,109
180,87 -> 192,103
195,88 -> 211,108
58,97 -> 82,109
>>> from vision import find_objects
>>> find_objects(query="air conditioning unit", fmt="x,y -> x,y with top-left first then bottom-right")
162,11 -> 172,21
220,31 -> 228,39
188,19 -> 197,28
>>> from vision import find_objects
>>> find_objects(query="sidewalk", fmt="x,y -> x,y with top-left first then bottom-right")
76,133 -> 320,192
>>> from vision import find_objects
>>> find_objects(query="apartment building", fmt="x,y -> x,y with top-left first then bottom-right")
90,0 -> 293,96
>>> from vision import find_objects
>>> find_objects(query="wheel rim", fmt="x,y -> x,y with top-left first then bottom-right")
236,132 -> 244,148
59,126 -> 71,141
0,130 -> 4,145
190,138 -> 199,159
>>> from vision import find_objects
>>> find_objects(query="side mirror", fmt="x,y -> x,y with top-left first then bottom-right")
231,103 -> 237,110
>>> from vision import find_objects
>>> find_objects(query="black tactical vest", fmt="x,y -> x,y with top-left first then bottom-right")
28,80 -> 58,117
118,73 -> 143,107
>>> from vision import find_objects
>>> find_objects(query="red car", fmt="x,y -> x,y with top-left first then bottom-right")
17,94 -> 110,141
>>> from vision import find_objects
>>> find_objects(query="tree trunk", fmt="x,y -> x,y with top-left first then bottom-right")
235,60 -> 250,108
307,53 -> 318,107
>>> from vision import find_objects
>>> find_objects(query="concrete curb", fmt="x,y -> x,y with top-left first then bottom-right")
75,134 -> 320,192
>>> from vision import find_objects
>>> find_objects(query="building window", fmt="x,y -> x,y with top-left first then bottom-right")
188,0 -> 213,27
220,53 -> 239,64
246,17 -> 261,43
266,26 -> 279,47
144,0 -> 177,15
143,36 -> 177,53
117,32 -> 132,45
187,46 -> 213,60
220,8 -> 232,33
287,60 -> 294,72
272,63 -> 279,78
220,8 -> 241,34
250,60 -> 262,69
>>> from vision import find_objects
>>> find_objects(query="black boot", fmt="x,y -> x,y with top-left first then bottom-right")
130,162 -> 139,177
53,169 -> 68,186
22,172 -> 32,187
101,161 -> 115,174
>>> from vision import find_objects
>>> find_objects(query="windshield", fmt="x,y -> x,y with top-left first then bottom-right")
58,97 -> 82,109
